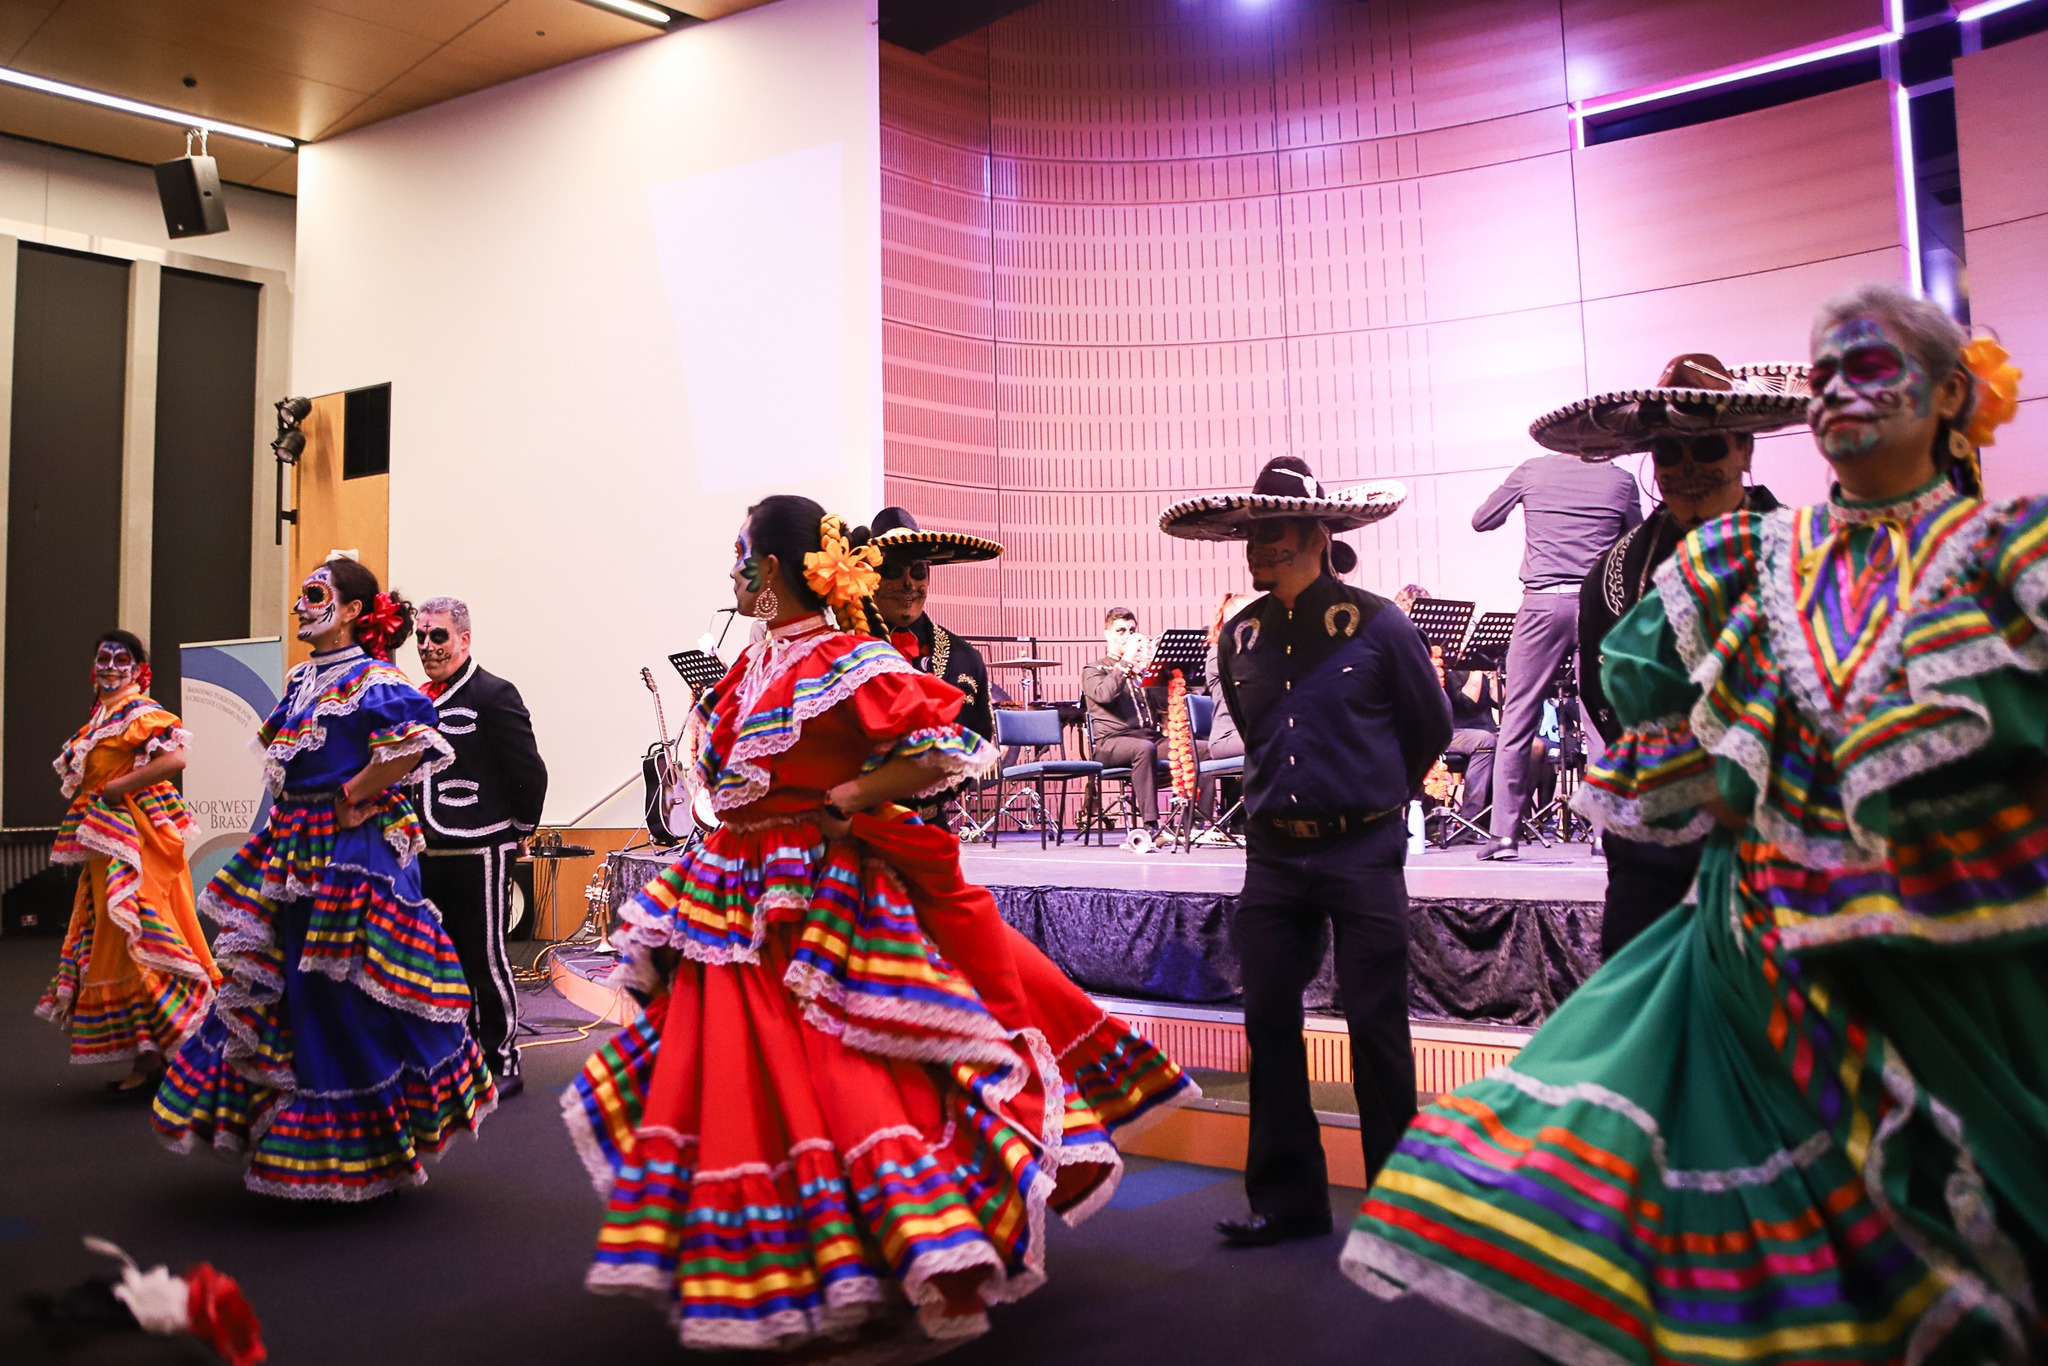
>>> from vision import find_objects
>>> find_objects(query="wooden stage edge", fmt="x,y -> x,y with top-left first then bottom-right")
546,956 -> 1529,1187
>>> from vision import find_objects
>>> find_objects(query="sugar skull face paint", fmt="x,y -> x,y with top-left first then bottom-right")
92,644 -> 137,695
295,566 -> 340,643
1807,318 -> 1934,464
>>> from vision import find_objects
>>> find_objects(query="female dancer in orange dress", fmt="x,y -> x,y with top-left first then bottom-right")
38,631 -> 218,1096
566,495 -> 1195,1361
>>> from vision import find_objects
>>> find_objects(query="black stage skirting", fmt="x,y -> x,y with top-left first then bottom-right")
993,886 -> 1600,1026
603,849 -> 1600,1027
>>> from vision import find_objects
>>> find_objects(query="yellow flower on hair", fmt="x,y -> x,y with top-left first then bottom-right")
803,513 -> 881,628
1961,337 -> 2022,449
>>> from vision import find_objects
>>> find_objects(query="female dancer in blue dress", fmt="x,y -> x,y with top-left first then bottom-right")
154,557 -> 497,1200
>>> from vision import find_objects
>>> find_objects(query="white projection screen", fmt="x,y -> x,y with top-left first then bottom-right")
291,0 -> 883,826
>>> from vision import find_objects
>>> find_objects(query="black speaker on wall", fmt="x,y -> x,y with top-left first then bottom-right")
153,155 -> 230,239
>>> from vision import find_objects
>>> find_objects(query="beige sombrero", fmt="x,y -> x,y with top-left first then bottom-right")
1159,457 -> 1407,542
1531,354 -> 1812,461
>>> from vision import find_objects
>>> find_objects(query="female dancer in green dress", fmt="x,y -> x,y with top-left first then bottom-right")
1343,282 -> 2042,1365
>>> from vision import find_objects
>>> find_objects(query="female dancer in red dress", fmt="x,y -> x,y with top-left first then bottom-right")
565,496 -> 1194,1360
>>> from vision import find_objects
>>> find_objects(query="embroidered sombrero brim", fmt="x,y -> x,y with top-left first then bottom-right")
1532,364 -> 1813,461
1159,480 -> 1408,541
869,529 -> 1004,563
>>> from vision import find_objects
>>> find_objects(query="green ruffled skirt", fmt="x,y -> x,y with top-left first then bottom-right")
1344,833 -> 2048,1365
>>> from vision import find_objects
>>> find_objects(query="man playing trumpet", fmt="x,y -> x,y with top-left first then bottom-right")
1083,607 -> 1204,851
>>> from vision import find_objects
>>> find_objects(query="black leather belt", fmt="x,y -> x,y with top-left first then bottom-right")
277,787 -> 344,806
1260,807 -> 1400,842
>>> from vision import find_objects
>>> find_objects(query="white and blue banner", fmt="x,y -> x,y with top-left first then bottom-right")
179,637 -> 283,888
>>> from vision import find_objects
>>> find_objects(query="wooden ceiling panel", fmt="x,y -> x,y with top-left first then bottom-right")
677,0 -> 781,16
252,152 -> 299,195
0,2 -> 56,64
0,1 -> 744,192
372,44 -> 524,108
0,80 -> 289,185
296,0 -> 505,46
450,0 -> 659,69
52,0 -> 439,97
14,10 -> 367,138
313,93 -> 409,140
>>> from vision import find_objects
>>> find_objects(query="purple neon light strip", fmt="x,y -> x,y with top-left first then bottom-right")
1570,25 -> 1898,122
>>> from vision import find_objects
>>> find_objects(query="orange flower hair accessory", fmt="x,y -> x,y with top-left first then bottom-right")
803,513 -> 881,631
1961,336 -> 2022,449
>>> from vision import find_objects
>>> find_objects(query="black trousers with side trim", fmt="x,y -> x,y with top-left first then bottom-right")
420,843 -> 522,1079
1232,817 -> 1414,1222
1599,834 -> 1704,962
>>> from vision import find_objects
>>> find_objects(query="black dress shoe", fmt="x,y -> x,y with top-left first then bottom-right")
1215,1213 -> 1333,1247
1478,837 -> 1519,861
493,1073 -> 525,1101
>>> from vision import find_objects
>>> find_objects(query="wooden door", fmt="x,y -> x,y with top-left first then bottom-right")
286,391 -> 389,667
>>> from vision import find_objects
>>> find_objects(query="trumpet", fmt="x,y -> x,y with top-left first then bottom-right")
1120,633 -> 1158,678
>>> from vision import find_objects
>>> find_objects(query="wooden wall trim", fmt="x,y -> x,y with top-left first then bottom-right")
0,237 -> 15,825
118,259 -> 160,636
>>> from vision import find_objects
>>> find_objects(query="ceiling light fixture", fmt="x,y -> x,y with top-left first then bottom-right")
0,66 -> 295,150
1956,0 -> 2037,20
577,0 -> 673,26
1572,28 -> 1898,123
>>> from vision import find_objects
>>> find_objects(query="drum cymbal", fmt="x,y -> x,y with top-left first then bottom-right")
991,656 -> 1059,669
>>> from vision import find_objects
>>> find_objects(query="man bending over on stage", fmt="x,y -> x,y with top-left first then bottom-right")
1162,457 -> 1449,1246
413,597 -> 548,1097
1471,436 -> 1640,860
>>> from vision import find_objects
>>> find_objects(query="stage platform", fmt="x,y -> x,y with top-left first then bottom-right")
959,837 -> 1606,903
545,947 -> 1533,1188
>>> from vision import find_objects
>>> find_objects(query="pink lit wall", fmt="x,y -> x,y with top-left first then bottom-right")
882,0 -> 1904,691
1955,27 -> 2048,499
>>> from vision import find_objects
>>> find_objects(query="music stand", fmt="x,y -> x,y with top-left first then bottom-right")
1404,599 -> 1474,658
668,650 -> 728,698
1448,611 -> 1517,671
1151,628 -> 1208,686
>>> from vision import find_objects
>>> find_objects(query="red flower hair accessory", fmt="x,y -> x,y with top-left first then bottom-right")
135,661 -> 153,692
357,591 -> 407,659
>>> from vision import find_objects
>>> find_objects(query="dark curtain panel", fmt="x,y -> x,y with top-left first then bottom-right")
5,244 -> 131,828
150,268 -> 260,718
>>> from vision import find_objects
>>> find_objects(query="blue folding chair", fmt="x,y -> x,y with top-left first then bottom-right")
985,707 -> 1102,848
1080,713 -> 1171,847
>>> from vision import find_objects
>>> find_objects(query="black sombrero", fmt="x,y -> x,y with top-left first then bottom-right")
867,507 -> 1003,564
1158,457 -> 1406,542
1531,354 -> 1812,461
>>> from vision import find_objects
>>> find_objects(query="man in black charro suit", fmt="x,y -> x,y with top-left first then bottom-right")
1162,457 -> 1450,1248
412,596 -> 548,1096
866,508 -> 1000,824
1538,353 -> 1800,960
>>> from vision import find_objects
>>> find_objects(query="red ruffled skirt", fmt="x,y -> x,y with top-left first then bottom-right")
564,811 -> 1193,1358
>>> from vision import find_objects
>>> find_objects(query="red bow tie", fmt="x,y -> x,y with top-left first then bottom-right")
890,631 -> 924,662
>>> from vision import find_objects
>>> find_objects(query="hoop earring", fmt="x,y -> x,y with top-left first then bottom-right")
753,584 -> 780,620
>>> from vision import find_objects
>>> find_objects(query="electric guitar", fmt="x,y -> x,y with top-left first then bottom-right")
641,667 -> 695,845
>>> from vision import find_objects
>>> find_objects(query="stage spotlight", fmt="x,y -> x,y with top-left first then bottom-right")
271,428 -> 306,463
276,396 -> 312,424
